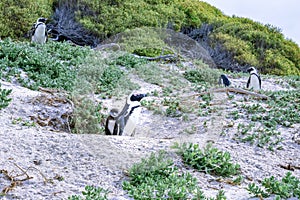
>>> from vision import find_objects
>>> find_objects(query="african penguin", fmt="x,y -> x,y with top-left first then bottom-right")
246,67 -> 261,90
218,74 -> 231,87
31,18 -> 47,44
105,93 -> 147,136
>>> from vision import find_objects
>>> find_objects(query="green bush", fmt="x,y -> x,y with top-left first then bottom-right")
0,0 -> 53,39
1,0 -> 299,76
247,172 -> 300,199
68,185 -> 108,200
109,28 -> 174,57
75,0 -> 300,76
212,17 -> 300,76
184,65 -> 221,86
174,143 -> 241,177
70,95 -> 104,134
0,84 -> 12,110
113,53 -> 148,69
123,150 -> 227,199
0,39 -> 90,91
123,151 -> 205,199
210,32 -> 259,66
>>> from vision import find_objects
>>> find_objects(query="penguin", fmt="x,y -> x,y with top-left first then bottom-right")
31,18 -> 48,44
246,67 -> 261,90
218,74 -> 231,87
105,93 -> 147,136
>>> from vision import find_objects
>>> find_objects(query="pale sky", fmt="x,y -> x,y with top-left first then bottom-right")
201,0 -> 300,46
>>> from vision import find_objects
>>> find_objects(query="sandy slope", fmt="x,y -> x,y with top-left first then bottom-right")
0,76 -> 299,200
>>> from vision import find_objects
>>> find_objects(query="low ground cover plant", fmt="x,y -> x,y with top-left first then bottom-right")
229,89 -> 300,150
0,83 -> 12,110
0,39 -> 90,91
123,150 -> 227,200
173,143 -> 240,177
68,185 -> 108,200
247,172 -> 300,199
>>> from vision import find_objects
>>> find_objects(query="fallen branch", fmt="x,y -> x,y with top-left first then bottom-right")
190,87 -> 269,100
133,54 -> 179,62
278,164 -> 300,171
0,163 -> 51,195
38,87 -> 62,95
13,163 -> 49,184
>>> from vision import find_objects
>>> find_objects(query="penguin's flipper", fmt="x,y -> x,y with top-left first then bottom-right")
258,75 -> 262,89
113,122 -> 119,135
105,116 -> 113,135
246,77 -> 251,88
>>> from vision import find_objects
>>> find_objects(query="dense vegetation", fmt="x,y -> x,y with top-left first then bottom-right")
0,3 -> 299,198
122,150 -> 227,199
0,0 -> 53,39
0,39 -> 89,91
0,0 -> 299,76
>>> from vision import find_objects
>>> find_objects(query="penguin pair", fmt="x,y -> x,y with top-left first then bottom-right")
105,93 -> 147,136
246,67 -> 261,90
31,17 -> 48,44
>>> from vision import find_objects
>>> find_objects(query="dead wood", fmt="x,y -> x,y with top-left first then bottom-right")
0,163 -> 51,195
188,87 -> 269,100
278,164 -> 300,171
133,54 -> 179,62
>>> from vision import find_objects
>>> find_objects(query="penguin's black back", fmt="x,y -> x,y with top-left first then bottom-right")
219,74 -> 231,87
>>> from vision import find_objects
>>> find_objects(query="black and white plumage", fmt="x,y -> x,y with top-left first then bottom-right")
246,67 -> 261,90
31,18 -> 48,44
105,93 -> 147,136
218,74 -> 231,87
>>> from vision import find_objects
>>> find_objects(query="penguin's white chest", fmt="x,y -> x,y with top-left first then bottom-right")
123,106 -> 142,136
32,24 -> 46,44
249,74 -> 261,90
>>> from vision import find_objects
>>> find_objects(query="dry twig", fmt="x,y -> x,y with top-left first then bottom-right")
278,164 -> 300,171
186,87 -> 269,100
0,163 -> 51,195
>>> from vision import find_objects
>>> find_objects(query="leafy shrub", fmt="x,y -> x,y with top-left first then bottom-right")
70,95 -> 104,134
123,150 -> 227,199
123,150 -> 228,199
184,66 -> 221,86
210,32 -> 259,66
132,62 -> 165,86
97,65 -> 125,94
73,0 -> 300,75
0,0 -> 53,39
263,49 -> 298,75
109,28 -> 175,57
0,39 -> 90,91
113,53 -> 148,69
0,84 -> 12,110
68,185 -> 108,200
76,52 -> 139,97
211,17 -> 300,75
2,0 -> 300,76
174,143 -> 241,177
163,97 -> 182,117
78,0 -> 184,38
247,172 -> 300,199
